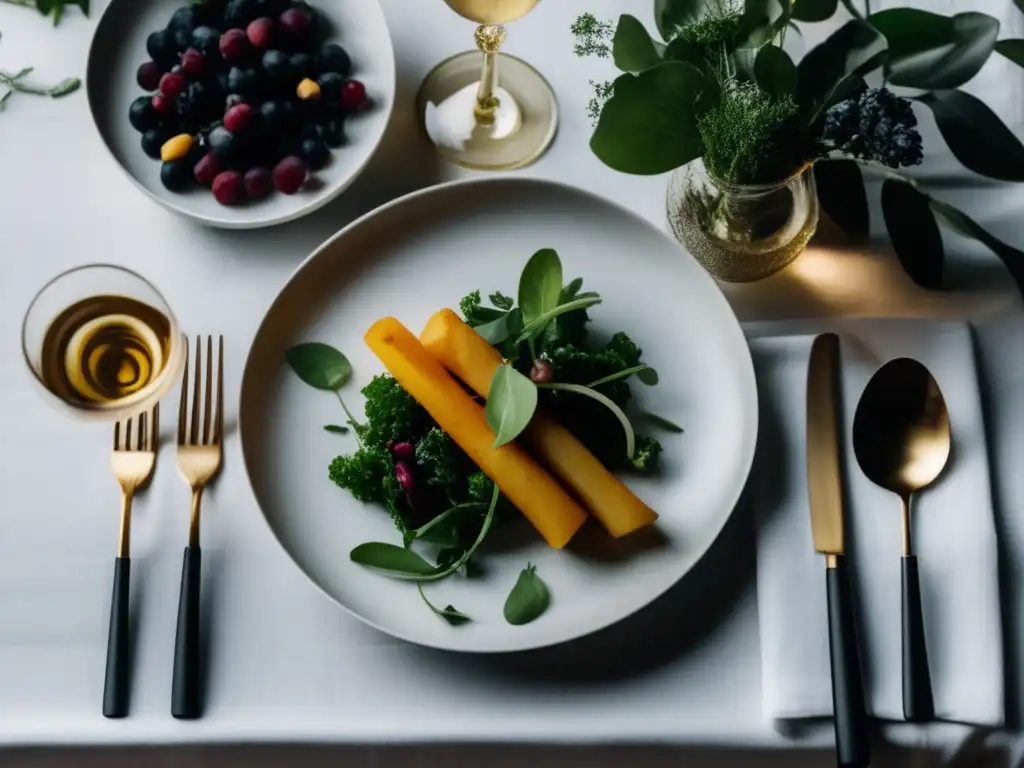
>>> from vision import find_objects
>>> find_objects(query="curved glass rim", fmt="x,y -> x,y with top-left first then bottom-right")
21,262 -> 184,418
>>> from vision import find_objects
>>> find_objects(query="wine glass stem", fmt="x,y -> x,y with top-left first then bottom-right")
474,24 -> 506,123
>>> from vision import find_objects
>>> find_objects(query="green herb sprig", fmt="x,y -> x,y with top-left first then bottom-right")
0,67 -> 79,109
1,0 -> 89,25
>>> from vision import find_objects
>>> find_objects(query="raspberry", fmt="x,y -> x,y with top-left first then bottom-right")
193,152 -> 223,186
247,17 -> 275,49
180,48 -> 205,79
272,155 -> 308,194
137,61 -> 162,91
212,170 -> 245,205
159,71 -> 186,98
151,93 -> 173,114
340,79 -> 367,111
278,8 -> 309,41
244,166 -> 273,198
224,103 -> 254,134
219,28 -> 250,63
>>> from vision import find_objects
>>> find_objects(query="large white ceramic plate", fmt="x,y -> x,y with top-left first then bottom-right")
240,178 -> 758,652
86,0 -> 394,229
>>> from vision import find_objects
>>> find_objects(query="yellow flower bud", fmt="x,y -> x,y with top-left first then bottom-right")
297,78 -> 321,101
160,133 -> 194,163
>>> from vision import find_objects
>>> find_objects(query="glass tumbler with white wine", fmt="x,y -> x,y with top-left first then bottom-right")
417,0 -> 557,170
22,264 -> 185,422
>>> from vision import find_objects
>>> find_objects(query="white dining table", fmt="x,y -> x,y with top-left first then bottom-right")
2,0 -> 1024,766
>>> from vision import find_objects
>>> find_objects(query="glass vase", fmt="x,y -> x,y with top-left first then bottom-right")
666,159 -> 819,282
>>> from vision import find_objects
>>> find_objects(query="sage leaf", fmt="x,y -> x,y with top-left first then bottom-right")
995,39 -> 1024,69
516,296 -> 603,345
930,200 -> 1024,300
48,77 -> 80,98
655,0 -> 705,41
590,63 -> 720,175
518,248 -> 563,325
870,9 -> 999,91
881,180 -> 944,289
418,584 -> 470,626
485,365 -> 538,448
797,20 -> 887,108
754,45 -> 798,99
613,14 -> 664,74
791,0 -> 837,22
814,159 -> 869,235
916,90 -> 1024,182
349,543 -> 440,579
504,564 -> 550,626
538,382 -> 636,459
323,424 -> 349,434
640,411 -> 686,433
285,342 -> 352,391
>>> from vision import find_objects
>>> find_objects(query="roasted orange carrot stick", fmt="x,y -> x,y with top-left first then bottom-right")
365,317 -> 587,550
420,309 -> 658,538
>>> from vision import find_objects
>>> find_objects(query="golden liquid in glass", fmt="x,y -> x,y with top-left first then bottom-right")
443,0 -> 540,24
40,295 -> 171,409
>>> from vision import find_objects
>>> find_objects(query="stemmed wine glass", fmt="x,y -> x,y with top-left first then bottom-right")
417,0 -> 558,171
22,264 -> 185,422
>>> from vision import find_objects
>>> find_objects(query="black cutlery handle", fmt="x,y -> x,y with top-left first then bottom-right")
901,555 -> 934,722
102,556 -> 131,718
171,545 -> 201,719
826,555 -> 870,768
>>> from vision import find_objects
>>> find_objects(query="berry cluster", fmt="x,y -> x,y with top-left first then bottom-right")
821,87 -> 923,169
127,0 -> 369,206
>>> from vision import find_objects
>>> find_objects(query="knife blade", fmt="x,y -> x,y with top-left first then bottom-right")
806,333 -> 870,768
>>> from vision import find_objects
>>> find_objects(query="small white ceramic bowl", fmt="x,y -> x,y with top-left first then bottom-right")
86,0 -> 395,229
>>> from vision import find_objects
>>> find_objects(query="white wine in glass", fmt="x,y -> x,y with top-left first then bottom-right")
417,0 -> 557,171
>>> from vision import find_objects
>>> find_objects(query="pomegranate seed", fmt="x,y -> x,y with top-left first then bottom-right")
530,360 -> 554,383
278,8 -> 309,41
136,61 -> 162,91
244,166 -> 274,198
219,29 -> 250,63
193,152 -> 223,186
247,17 -> 275,49
272,155 -> 308,195
224,103 -> 254,134
340,79 -> 367,111
212,170 -> 245,205
151,93 -> 173,113
159,71 -> 186,98
180,48 -> 205,79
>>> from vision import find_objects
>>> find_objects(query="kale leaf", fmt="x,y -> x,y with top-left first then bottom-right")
359,374 -> 432,449
416,427 -> 463,503
630,435 -> 663,473
459,290 -> 506,327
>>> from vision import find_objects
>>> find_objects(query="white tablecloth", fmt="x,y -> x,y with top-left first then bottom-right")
1,0 -> 1023,765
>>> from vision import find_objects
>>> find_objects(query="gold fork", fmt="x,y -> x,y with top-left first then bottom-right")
104,405 -> 159,719
172,335 -> 224,720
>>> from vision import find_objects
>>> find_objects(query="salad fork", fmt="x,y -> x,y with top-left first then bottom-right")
104,405 -> 159,719
172,335 -> 224,720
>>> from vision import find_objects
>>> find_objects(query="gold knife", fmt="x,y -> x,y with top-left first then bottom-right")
806,333 -> 870,768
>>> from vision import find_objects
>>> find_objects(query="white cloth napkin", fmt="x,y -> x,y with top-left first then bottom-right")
749,320 -> 1004,726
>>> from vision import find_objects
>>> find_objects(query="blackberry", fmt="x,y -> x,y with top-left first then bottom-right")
818,87 -> 923,169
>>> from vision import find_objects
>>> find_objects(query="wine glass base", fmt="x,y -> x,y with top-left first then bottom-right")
417,50 -> 558,171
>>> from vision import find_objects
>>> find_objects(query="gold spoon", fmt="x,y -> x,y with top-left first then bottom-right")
852,358 -> 951,723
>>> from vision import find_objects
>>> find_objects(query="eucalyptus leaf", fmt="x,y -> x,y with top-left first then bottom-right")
323,424 -> 350,434
814,159 -> 869,235
797,20 -> 887,108
930,200 -> 1024,300
739,0 -> 789,49
613,14 -> 664,73
870,9 -> 999,90
418,584 -> 471,626
518,248 -> 563,325
754,45 -> 797,99
917,90 -> 1024,182
881,180 -> 944,289
663,37 -> 709,70
515,296 -> 603,345
590,63 -> 720,175
655,0 -> 705,41
503,564 -> 550,626
995,39 -> 1024,69
285,342 -> 352,391
349,543 -> 440,579
791,0 -> 837,23
485,365 -> 538,448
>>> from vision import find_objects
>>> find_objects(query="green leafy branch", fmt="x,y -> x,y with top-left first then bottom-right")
0,0 -> 89,25
0,66 -> 79,109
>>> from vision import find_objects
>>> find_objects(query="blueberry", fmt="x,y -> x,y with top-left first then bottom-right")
225,0 -> 258,27
227,66 -> 262,97
261,49 -> 295,84
300,121 -> 322,141
259,100 -> 284,136
129,95 -> 158,132
208,125 -> 240,160
318,44 -> 351,78
320,116 -> 344,147
169,5 -> 200,32
300,136 -> 329,170
147,29 -> 177,67
289,51 -> 316,79
191,26 -> 222,57
255,0 -> 290,16
317,71 -> 344,100
226,93 -> 247,109
161,159 -> 193,192
141,129 -> 168,159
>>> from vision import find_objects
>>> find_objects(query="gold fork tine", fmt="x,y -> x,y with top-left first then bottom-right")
214,336 -> 224,445
151,403 -> 160,452
190,336 -> 201,445
203,336 -> 213,445
114,421 -> 121,451
137,412 -> 146,452
178,337 -> 190,446
125,417 -> 133,453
